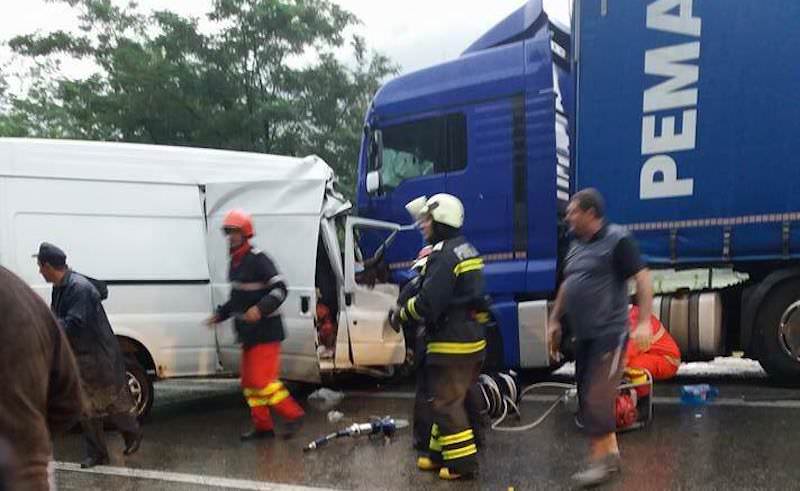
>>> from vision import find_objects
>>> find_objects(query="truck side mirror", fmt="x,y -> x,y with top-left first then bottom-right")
366,170 -> 381,194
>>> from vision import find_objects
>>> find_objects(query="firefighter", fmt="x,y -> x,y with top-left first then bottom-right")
397,245 -> 434,453
625,305 -> 681,396
390,193 -> 486,480
207,209 -> 305,441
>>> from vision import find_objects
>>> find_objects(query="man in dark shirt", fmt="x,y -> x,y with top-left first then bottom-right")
548,188 -> 653,488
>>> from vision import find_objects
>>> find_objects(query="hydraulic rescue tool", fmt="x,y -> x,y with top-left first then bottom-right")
303,416 -> 409,452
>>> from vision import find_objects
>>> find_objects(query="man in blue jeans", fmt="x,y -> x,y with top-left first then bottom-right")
548,188 -> 653,488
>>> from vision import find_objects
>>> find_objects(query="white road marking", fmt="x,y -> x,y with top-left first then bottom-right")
54,462 -> 336,490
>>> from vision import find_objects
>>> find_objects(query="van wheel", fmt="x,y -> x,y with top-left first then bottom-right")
125,358 -> 154,420
756,279 -> 800,383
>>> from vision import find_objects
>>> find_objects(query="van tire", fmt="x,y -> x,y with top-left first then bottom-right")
125,358 -> 154,420
755,279 -> 800,383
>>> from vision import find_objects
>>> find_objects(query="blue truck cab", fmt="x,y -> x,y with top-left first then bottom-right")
354,0 -> 800,381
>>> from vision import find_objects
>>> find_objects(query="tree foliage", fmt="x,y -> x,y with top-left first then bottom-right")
1,0 -> 398,195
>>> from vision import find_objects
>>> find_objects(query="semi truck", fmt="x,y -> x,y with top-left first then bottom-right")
354,0 -> 800,380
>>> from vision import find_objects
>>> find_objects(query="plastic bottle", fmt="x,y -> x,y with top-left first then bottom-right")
680,384 -> 720,406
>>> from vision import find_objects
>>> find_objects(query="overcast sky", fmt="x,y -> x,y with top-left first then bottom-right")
0,0 -> 570,79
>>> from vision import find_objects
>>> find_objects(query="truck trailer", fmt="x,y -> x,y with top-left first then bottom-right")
355,0 -> 800,380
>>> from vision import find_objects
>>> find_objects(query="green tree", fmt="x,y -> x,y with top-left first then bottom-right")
4,0 -> 398,196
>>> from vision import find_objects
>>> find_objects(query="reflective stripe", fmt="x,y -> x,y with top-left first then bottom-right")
442,444 -> 477,461
399,308 -> 408,322
453,258 -> 484,276
407,297 -> 422,321
474,312 -> 490,324
231,276 -> 285,291
427,340 -> 486,355
243,382 -> 283,398
268,389 -> 290,406
652,327 -> 666,343
429,424 -> 442,452
246,398 -> 269,408
231,281 -> 270,291
665,355 -> 681,367
439,429 -> 473,446
265,275 -> 286,288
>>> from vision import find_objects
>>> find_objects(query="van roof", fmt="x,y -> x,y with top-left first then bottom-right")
0,138 -> 333,185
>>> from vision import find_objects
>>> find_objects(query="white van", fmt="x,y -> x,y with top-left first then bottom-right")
0,138 -> 409,417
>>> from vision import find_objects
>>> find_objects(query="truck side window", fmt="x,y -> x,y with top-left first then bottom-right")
376,113 -> 467,190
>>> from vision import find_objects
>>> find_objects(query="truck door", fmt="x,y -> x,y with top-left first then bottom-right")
204,181 -> 321,383
342,216 -> 408,367
363,115 -> 453,267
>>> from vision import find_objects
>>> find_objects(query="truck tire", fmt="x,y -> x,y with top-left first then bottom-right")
756,279 -> 800,383
125,357 -> 154,420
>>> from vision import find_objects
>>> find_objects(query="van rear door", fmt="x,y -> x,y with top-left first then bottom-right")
204,181 -> 321,383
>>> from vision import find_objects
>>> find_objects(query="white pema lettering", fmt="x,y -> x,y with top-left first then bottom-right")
640,0 -> 702,200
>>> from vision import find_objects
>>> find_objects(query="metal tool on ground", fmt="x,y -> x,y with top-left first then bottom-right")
478,369 -> 653,432
302,416 -> 409,452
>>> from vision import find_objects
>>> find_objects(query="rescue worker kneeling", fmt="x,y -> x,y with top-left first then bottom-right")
625,304 -> 681,397
207,209 -> 305,441
390,194 -> 486,480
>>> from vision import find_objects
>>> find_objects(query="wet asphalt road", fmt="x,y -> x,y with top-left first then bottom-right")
52,359 -> 800,490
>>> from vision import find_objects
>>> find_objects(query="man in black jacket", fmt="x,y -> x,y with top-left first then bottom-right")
207,209 -> 305,441
391,194 -> 486,481
36,243 -> 142,469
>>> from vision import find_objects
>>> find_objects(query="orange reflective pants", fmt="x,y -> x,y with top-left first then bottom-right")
240,342 -> 304,431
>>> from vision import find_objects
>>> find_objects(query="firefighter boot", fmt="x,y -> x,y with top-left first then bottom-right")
439,467 -> 475,481
417,456 -> 441,472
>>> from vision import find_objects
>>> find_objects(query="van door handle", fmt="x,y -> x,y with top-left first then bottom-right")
300,296 -> 310,314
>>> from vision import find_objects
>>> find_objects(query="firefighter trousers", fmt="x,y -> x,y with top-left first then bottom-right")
413,346 -> 485,451
425,359 -> 482,475
240,342 -> 304,431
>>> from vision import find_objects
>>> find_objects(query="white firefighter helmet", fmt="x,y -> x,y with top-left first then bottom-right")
405,196 -> 428,221
420,193 -> 464,229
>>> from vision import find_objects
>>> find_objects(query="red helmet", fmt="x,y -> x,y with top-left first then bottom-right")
223,209 -> 254,238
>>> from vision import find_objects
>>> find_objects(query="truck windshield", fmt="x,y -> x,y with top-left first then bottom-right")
372,114 -> 466,191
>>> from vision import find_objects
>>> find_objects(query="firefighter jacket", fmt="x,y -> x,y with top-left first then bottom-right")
399,236 -> 486,364
216,248 -> 287,347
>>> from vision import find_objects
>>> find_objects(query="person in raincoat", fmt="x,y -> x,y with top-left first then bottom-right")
36,243 -> 143,469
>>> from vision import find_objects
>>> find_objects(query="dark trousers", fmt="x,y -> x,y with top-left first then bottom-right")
425,360 -> 482,474
81,413 -> 139,460
575,332 -> 628,437
413,335 -> 485,452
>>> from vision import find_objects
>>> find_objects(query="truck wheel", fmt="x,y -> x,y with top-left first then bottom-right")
756,279 -> 800,383
125,358 -> 154,420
